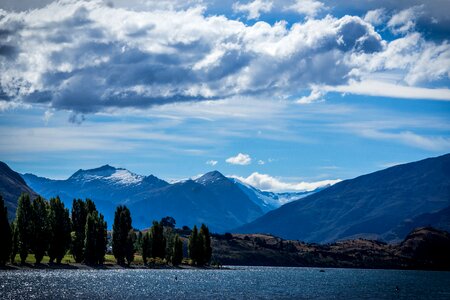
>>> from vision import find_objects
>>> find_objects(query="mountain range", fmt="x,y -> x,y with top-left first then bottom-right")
236,153 -> 450,243
2,153 -> 449,242
20,166 -> 316,232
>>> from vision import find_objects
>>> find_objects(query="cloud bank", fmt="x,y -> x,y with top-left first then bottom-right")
232,172 -> 341,192
0,0 -> 449,115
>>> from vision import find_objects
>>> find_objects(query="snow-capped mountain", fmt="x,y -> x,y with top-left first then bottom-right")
22,167 -> 276,232
229,177 -> 325,213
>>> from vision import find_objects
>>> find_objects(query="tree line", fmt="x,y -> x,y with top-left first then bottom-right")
0,194 -> 212,267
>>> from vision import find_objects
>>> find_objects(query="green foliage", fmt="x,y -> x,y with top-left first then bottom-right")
10,221 -> 18,264
188,225 -> 199,264
15,193 -> 33,264
71,199 -> 87,263
160,216 -> 176,228
84,212 -> 98,265
95,214 -> 107,265
141,231 -> 151,265
112,205 -> 132,265
150,221 -> 166,259
0,195 -> 12,266
171,234 -> 183,266
125,229 -> 136,266
135,231 -> 143,255
31,196 -> 49,264
188,224 -> 212,265
48,197 -> 71,264
200,224 -> 212,265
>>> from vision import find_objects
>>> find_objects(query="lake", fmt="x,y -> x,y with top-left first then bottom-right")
1,267 -> 450,299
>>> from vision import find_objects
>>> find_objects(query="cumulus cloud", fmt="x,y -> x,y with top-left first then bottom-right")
387,6 -> 423,34
297,87 -> 325,104
233,0 -> 273,20
206,160 -> 218,166
364,8 -> 387,26
257,160 -> 265,165
232,172 -> 341,192
0,0 -> 448,116
0,0 -> 391,114
285,0 -> 326,18
226,153 -> 252,165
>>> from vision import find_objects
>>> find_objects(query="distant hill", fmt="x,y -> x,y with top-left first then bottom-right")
211,227 -> 450,270
236,153 -> 450,243
0,162 -> 38,220
21,166 -> 315,232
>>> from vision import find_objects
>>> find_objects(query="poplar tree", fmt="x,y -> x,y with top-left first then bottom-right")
48,197 -> 71,264
200,224 -> 212,265
71,199 -> 87,263
84,212 -> 98,265
10,221 -> 18,264
142,231 -> 151,265
16,194 -> 33,264
125,229 -> 136,266
112,205 -> 132,265
31,196 -> 49,264
171,234 -> 183,266
150,221 -> 166,259
0,195 -> 11,266
95,213 -> 107,265
188,225 -> 198,265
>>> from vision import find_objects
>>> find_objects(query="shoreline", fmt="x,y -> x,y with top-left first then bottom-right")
0,263 -> 226,271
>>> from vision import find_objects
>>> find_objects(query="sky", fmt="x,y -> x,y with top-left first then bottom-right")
0,0 -> 449,192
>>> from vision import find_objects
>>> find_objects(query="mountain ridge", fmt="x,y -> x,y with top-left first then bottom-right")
236,153 -> 450,243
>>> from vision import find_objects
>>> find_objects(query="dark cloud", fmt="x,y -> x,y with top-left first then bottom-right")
0,0 -> 446,114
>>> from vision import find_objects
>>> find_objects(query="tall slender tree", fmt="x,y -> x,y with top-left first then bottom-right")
71,199 -> 87,263
125,229 -> 136,266
95,213 -> 107,265
141,231 -> 151,265
171,234 -> 183,266
188,225 -> 199,265
84,211 -> 98,265
112,205 -> 132,265
31,196 -> 49,264
48,197 -> 71,264
0,195 -> 12,266
15,194 -> 33,264
200,224 -> 212,265
10,221 -> 18,264
150,221 -> 166,259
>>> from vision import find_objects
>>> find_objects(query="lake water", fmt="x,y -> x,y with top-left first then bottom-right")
1,266 -> 450,299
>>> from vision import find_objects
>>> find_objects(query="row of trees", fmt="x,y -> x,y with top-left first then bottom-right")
0,194 -> 107,266
0,194 -> 212,267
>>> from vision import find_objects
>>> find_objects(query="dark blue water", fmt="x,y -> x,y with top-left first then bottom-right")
1,267 -> 450,299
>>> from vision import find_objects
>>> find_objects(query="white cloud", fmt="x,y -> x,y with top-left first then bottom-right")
324,80 -> 450,101
233,0 -> 273,20
285,0 -> 325,18
231,172 -> 341,192
0,1 -> 390,114
0,0 -> 448,116
357,129 -> 450,151
206,160 -> 218,166
297,87 -> 325,104
364,8 -> 387,26
226,153 -> 252,165
257,159 -> 265,165
387,6 -> 422,34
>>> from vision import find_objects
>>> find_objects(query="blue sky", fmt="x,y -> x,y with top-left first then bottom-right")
0,0 -> 449,191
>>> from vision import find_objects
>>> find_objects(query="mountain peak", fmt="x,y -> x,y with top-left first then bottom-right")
195,170 -> 227,184
68,164 -> 143,185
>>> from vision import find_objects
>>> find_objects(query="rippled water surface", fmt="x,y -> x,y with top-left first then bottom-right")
1,267 -> 450,299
